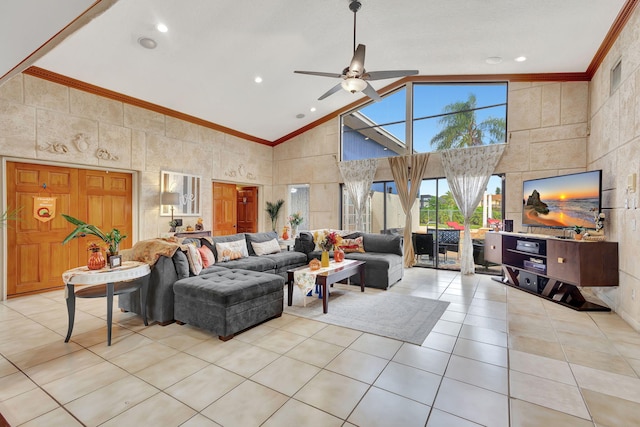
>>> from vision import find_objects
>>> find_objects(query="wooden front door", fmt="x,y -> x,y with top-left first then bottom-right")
213,182 -> 237,236
6,162 -> 132,296
237,186 -> 258,233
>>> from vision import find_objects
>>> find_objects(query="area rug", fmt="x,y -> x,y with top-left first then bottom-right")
284,286 -> 449,345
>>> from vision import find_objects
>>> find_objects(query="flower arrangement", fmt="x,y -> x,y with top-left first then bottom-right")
313,230 -> 342,251
87,242 -> 106,252
288,212 -> 304,228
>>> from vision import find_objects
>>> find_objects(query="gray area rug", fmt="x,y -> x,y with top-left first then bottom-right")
284,286 -> 449,345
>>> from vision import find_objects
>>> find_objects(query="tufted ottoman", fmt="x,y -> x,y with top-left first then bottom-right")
173,269 -> 285,341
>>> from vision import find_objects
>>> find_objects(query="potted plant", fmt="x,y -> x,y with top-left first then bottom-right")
61,214 -> 127,257
573,225 -> 584,240
265,199 -> 285,232
0,207 -> 21,228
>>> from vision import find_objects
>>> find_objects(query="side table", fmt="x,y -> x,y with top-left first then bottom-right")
63,261 -> 151,346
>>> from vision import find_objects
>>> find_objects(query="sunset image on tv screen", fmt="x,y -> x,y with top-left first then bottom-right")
522,171 -> 601,228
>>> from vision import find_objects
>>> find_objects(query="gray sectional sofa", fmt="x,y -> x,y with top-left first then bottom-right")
294,231 -> 404,290
118,231 -> 307,326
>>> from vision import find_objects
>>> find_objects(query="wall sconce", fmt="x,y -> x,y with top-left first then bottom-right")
161,191 -> 181,223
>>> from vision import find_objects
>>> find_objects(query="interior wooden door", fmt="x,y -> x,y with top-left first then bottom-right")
6,162 -> 132,297
237,186 -> 258,233
78,170 -> 133,262
7,163 -> 78,295
213,182 -> 238,236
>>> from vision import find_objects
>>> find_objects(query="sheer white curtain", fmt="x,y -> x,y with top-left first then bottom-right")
441,144 -> 506,274
338,159 -> 378,231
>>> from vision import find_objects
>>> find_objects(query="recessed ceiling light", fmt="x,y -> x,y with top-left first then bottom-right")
296,113 -> 305,119
138,37 -> 157,49
254,76 -> 263,83
515,56 -> 527,62
485,57 -> 503,65
156,23 -> 168,33
310,107 -> 316,112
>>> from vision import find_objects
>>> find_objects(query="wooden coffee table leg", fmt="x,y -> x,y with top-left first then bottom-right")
287,272 -> 294,306
322,282 -> 328,313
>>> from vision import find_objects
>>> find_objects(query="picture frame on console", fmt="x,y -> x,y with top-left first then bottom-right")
160,171 -> 202,217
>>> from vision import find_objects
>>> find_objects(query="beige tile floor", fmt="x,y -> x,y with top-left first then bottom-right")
1,267 -> 640,426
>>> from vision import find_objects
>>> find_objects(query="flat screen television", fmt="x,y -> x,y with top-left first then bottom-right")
522,170 -> 601,229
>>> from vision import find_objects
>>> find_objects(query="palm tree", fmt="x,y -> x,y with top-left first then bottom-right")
430,94 -> 506,150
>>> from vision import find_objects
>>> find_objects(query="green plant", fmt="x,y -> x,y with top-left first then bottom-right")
265,199 -> 285,231
573,225 -> 584,235
0,207 -> 22,228
61,214 -> 127,255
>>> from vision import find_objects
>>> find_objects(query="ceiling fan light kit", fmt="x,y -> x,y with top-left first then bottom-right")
341,77 -> 367,93
294,0 -> 418,101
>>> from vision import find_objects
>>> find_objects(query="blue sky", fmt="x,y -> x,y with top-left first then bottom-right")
360,83 -> 507,196
360,83 -> 508,151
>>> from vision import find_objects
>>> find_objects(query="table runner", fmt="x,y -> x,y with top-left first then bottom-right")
293,259 -> 359,305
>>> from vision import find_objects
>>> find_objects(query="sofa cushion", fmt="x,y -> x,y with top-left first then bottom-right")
245,231 -> 279,256
185,244 -> 204,275
251,238 -> 281,256
174,269 -> 284,306
261,251 -> 308,269
215,256 -> 277,272
173,250 -> 190,279
216,239 -> 249,261
364,233 -> 403,256
206,233 -> 246,259
338,236 -> 365,253
294,232 -> 315,254
181,237 -> 201,247
198,245 -> 215,268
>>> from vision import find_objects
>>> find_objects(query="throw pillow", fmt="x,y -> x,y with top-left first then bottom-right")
251,238 -> 281,256
338,236 -> 365,253
185,244 -> 203,275
198,245 -> 215,268
215,239 -> 248,262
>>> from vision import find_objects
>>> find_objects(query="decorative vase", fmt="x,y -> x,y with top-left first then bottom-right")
291,226 -> 298,238
88,249 -> 106,270
321,250 -> 330,268
574,233 -> 583,241
334,246 -> 345,262
282,226 -> 289,240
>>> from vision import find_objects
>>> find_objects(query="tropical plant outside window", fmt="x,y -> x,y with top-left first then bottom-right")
341,82 -> 507,159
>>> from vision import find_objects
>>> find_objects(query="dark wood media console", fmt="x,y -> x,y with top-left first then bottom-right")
485,232 -> 618,311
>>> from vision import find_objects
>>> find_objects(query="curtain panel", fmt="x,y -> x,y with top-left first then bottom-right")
441,144 -> 506,274
388,153 -> 430,267
338,159 -> 378,232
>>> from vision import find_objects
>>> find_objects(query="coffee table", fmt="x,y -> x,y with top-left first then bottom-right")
287,260 -> 365,313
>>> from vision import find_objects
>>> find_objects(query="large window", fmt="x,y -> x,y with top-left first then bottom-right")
342,82 -> 507,160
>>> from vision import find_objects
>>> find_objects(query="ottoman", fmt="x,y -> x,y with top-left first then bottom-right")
173,269 -> 285,341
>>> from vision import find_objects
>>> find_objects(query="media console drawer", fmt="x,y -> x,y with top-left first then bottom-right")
546,239 -> 618,287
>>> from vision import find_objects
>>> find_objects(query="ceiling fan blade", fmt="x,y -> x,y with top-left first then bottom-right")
318,83 -> 344,100
362,81 -> 382,102
364,70 -> 420,80
294,70 -> 343,79
349,44 -> 366,75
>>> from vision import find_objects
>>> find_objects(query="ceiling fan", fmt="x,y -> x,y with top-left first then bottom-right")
294,0 -> 419,102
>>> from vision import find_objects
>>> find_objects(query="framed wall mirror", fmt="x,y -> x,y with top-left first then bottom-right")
161,171 -> 201,216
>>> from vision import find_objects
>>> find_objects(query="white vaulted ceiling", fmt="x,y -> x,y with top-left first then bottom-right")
2,0 -> 630,142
